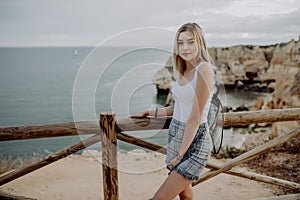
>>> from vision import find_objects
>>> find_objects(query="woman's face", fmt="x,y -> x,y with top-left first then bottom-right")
178,30 -> 199,62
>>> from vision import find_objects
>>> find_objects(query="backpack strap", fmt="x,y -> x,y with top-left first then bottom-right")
212,83 -> 225,155
211,95 -> 224,155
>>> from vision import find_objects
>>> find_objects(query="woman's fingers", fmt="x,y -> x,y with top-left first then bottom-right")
130,112 -> 147,118
130,111 -> 149,118
130,114 -> 145,118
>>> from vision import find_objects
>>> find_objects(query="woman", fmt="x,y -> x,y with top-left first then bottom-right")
132,22 -> 215,200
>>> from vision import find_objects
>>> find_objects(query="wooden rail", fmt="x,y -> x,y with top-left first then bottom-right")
117,133 -> 300,190
0,191 -> 37,200
117,131 -> 300,190
0,108 -> 299,141
253,193 -> 300,200
193,127 -> 300,186
0,108 -> 299,199
0,134 -> 101,186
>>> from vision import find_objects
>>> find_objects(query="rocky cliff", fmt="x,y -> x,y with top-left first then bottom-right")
248,37 -> 300,109
153,36 -> 300,108
209,37 -> 300,93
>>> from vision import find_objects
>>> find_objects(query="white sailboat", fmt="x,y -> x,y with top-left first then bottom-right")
74,49 -> 78,56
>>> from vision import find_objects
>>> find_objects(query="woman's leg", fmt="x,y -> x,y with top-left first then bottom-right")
153,171 -> 193,200
179,184 -> 193,200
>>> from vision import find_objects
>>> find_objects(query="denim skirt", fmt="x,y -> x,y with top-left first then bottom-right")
165,118 -> 211,181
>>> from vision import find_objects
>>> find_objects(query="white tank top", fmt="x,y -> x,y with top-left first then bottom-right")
172,62 -> 213,123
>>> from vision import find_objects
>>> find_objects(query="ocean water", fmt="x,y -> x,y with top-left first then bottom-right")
0,47 -> 266,159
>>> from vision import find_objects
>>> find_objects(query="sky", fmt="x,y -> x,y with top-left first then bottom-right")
0,0 -> 299,47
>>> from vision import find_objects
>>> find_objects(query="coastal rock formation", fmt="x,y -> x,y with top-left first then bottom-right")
210,37 -> 299,90
238,38 -> 299,185
251,37 -> 300,110
209,45 -> 270,87
154,36 -> 300,94
253,65 -> 300,154
152,57 -> 173,95
152,68 -> 172,90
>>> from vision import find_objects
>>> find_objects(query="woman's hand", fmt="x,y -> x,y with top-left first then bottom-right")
169,157 -> 182,170
130,110 -> 149,118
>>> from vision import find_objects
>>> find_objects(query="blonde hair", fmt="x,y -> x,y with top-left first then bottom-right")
173,23 -> 212,75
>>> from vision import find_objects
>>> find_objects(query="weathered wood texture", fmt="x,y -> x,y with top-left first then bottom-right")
0,191 -> 36,200
116,116 -> 172,131
0,134 -> 101,186
0,108 -> 299,194
1,108 -> 299,141
100,113 -> 119,200
253,193 -> 300,200
193,127 -> 300,188
117,132 -> 300,190
0,121 -> 100,141
117,108 -> 300,130
222,108 -> 300,126
206,160 -> 300,190
117,132 -> 167,154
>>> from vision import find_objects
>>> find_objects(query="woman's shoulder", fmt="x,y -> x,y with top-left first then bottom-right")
195,62 -> 215,77
195,61 -> 215,91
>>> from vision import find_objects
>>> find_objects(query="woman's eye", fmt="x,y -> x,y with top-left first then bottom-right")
178,42 -> 183,45
188,41 -> 194,44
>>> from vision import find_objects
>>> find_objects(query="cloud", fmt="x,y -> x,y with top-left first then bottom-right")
0,0 -> 299,47
210,0 -> 299,17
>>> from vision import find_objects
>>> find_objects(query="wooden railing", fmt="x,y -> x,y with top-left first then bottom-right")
0,108 -> 299,199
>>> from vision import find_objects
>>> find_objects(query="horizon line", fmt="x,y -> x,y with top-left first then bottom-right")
0,36 -> 299,49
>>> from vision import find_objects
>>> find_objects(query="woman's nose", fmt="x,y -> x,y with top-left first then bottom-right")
183,43 -> 189,49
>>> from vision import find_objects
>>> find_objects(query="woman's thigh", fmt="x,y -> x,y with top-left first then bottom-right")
153,171 -> 193,200
179,184 -> 193,200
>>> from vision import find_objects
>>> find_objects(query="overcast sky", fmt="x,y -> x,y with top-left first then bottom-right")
0,0 -> 299,47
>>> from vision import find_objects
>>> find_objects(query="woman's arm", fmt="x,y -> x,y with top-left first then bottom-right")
178,63 -> 215,158
159,105 -> 175,116
130,105 -> 174,118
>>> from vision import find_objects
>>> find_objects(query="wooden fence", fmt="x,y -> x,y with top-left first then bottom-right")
0,108 -> 299,199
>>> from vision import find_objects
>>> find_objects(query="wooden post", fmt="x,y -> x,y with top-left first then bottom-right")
100,112 -> 119,200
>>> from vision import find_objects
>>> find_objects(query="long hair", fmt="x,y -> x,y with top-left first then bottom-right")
173,23 -> 213,76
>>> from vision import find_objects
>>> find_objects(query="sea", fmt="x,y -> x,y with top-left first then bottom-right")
0,46 -> 267,160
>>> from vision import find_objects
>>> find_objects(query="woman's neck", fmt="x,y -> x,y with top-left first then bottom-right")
185,58 -> 201,72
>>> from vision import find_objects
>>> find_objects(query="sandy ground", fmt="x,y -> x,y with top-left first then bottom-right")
0,150 -> 276,200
